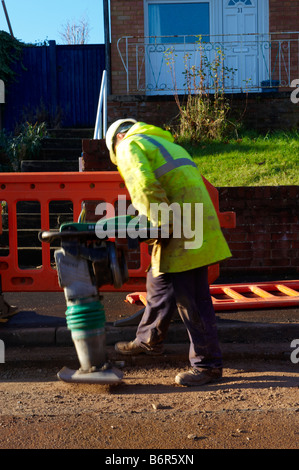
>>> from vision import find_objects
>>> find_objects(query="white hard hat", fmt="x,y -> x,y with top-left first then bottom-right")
105,118 -> 137,163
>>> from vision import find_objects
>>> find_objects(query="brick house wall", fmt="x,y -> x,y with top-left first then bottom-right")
269,0 -> 299,32
269,0 -> 299,86
110,0 -> 144,95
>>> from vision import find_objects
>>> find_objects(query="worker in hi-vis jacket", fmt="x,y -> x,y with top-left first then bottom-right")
105,119 -> 231,386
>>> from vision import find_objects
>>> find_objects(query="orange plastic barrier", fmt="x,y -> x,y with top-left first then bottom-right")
0,172 -> 235,292
126,280 -> 299,310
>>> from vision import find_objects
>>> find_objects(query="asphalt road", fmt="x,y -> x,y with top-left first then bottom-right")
1,290 -> 298,450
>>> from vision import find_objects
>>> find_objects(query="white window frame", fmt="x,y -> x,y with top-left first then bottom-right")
144,0 -> 269,48
144,0 -> 223,40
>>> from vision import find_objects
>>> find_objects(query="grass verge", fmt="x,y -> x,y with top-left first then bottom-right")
180,130 -> 299,186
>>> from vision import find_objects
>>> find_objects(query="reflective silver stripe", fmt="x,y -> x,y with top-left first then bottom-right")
154,158 -> 198,178
135,134 -> 197,178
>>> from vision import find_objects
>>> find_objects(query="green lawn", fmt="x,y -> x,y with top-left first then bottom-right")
181,130 -> 299,186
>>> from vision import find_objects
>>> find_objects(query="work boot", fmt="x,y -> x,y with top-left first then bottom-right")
175,367 -> 222,387
115,340 -> 164,356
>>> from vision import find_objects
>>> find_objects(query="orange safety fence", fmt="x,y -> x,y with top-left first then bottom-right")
126,280 -> 299,310
0,172 -> 236,292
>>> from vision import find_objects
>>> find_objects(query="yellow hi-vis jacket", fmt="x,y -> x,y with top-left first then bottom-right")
112,122 -> 232,277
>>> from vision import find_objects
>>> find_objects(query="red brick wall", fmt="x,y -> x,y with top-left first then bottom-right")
269,1 -> 299,85
269,0 -> 299,32
219,186 -> 299,282
107,92 -> 299,132
110,0 -> 144,94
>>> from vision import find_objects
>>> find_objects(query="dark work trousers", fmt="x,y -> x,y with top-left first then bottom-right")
136,266 -> 223,369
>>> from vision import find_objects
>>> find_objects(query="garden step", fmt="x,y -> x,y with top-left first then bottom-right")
47,128 -> 94,139
21,160 -> 79,172
40,148 -> 81,160
41,137 -> 83,149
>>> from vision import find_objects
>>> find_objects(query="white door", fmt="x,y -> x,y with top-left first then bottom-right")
222,0 -> 259,91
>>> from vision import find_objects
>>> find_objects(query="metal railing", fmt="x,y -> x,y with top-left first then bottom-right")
94,70 -> 107,139
79,70 -> 108,171
117,32 -> 299,94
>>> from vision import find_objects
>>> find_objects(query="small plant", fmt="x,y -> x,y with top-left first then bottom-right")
165,37 -> 239,143
0,121 -> 48,171
13,121 -> 48,160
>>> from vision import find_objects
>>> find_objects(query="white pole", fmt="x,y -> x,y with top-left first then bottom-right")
103,72 -> 107,137
94,70 -> 107,139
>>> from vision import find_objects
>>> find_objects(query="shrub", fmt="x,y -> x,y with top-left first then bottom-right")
0,121 -> 48,171
0,30 -> 25,85
165,39 -> 239,143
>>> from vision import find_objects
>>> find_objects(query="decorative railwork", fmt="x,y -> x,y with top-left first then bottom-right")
117,32 -> 299,94
228,0 -> 253,6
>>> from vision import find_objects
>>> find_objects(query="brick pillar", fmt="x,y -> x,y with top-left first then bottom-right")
81,139 -> 115,171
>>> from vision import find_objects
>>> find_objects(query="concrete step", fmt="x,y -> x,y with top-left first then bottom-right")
47,128 -> 94,139
41,137 -> 83,149
40,149 -> 81,160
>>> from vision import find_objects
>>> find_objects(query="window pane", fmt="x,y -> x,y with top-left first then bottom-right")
149,2 -> 210,44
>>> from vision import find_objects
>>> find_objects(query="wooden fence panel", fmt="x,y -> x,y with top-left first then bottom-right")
3,41 -> 105,131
